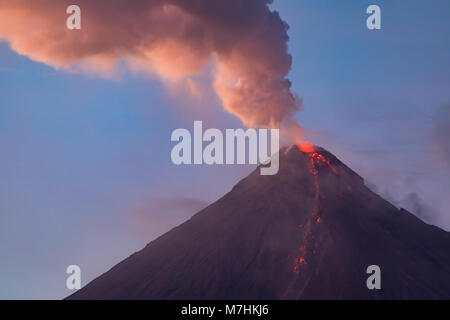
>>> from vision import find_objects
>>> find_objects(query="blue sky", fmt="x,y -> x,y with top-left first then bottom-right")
1,0 -> 449,299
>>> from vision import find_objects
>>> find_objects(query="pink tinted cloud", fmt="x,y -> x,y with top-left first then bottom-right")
0,0 -> 302,133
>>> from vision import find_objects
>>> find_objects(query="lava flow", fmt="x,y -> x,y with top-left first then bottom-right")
293,142 -> 338,273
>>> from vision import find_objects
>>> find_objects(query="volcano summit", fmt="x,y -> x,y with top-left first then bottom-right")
68,145 -> 450,299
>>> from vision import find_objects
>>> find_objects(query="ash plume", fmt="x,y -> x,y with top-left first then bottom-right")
0,0 -> 302,133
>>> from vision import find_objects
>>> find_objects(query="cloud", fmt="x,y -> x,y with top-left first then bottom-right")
397,192 -> 439,224
130,197 -> 208,236
432,104 -> 450,166
366,174 -> 443,227
0,0 -> 302,133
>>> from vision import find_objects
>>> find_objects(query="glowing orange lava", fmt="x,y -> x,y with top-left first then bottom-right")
293,142 -> 338,273
293,245 -> 308,273
298,141 -> 316,153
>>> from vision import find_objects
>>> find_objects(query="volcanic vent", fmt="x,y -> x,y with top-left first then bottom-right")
68,145 -> 450,299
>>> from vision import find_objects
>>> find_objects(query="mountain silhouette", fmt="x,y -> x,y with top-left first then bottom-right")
67,145 -> 450,299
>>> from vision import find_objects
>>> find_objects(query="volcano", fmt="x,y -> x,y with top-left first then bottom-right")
67,145 -> 450,299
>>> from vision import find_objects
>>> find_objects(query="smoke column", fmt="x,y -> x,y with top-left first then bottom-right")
0,0 -> 302,136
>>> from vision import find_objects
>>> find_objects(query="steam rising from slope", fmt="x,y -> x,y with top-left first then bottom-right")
0,0 -> 302,133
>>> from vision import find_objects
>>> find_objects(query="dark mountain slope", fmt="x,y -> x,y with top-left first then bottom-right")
68,145 -> 450,299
